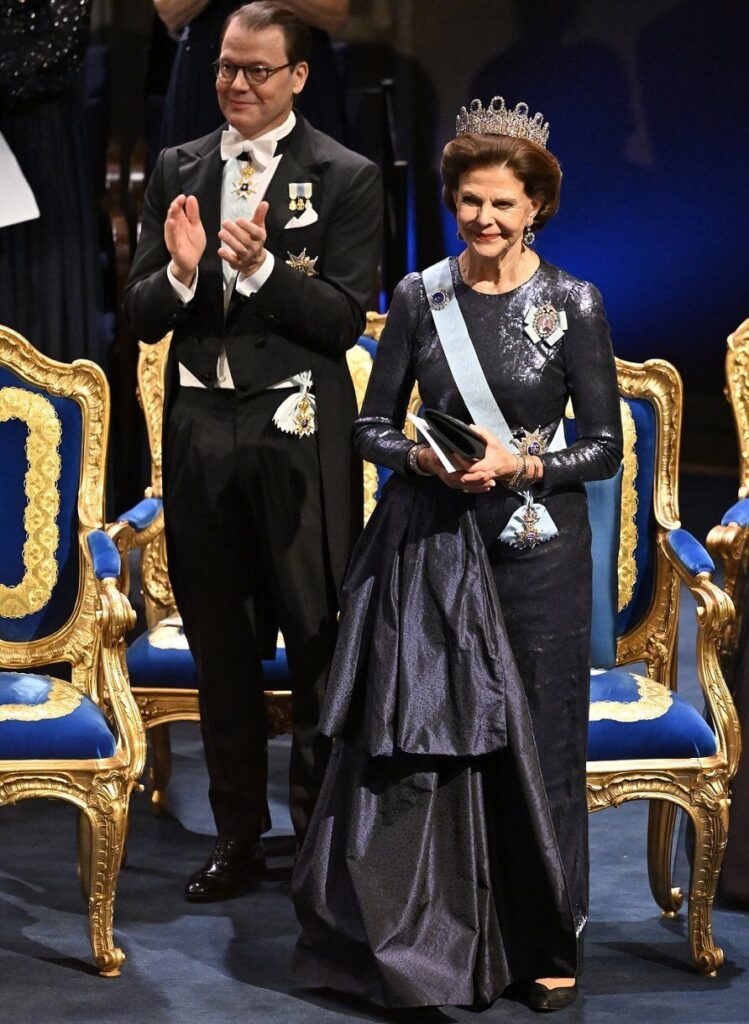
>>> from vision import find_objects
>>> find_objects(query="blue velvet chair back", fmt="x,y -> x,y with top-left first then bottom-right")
0,328 -> 110,688
568,359 -> 682,684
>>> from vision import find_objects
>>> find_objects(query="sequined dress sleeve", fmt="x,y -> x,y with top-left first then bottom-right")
354,272 -> 427,474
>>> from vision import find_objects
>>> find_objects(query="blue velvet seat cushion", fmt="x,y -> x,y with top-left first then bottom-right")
126,619 -> 291,689
588,669 -> 717,761
0,672 -> 116,759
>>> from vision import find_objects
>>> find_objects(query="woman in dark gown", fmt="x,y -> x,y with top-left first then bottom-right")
292,99 -> 623,1011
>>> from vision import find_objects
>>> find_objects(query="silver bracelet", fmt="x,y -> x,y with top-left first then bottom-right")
407,443 -> 431,476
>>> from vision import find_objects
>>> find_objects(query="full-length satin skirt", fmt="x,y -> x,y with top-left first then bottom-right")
292,476 -> 589,1007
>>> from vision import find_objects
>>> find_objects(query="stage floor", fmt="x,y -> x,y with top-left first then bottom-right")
1,473 -> 746,1021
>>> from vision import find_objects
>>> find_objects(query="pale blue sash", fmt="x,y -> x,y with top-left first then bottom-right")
421,258 -> 563,548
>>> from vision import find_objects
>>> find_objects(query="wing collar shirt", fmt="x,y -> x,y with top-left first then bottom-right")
169,110 -> 306,391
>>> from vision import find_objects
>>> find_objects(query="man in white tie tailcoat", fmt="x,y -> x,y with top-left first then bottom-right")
123,1 -> 382,901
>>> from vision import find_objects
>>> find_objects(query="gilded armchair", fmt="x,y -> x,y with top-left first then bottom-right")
110,321 -> 385,812
706,316 -> 749,903
707,317 -> 749,672
581,357 -> 740,976
0,326 -> 146,976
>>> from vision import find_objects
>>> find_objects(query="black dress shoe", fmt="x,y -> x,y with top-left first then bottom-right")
185,837 -> 266,902
524,981 -> 578,1012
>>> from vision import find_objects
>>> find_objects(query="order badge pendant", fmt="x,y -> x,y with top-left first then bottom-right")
524,303 -> 568,347
499,493 -> 559,549
231,162 -> 257,199
515,501 -> 543,549
272,372 -> 317,437
288,182 -> 313,212
292,394 -> 315,436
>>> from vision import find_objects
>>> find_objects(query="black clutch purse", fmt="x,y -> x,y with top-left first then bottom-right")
422,409 -> 487,460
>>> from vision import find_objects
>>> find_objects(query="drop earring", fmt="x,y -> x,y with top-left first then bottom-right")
523,223 -> 535,246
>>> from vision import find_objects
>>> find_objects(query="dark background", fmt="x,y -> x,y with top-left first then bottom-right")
96,0 -> 749,472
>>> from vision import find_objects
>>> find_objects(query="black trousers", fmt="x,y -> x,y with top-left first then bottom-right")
163,386 -> 337,841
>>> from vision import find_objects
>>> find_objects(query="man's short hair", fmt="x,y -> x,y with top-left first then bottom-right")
221,2 -> 313,65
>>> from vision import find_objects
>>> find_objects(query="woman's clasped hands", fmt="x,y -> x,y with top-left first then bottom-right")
416,424 -> 544,492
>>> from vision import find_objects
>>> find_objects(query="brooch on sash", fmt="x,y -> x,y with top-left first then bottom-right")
524,303 -> 568,347
288,182 -> 313,212
231,161 -> 257,199
427,289 -> 450,311
286,248 -> 318,276
272,372 -> 317,437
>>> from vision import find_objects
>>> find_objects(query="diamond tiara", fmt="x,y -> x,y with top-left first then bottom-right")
456,97 -> 550,149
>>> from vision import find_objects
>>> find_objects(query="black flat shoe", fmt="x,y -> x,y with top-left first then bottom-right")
524,981 -> 578,1012
185,837 -> 266,902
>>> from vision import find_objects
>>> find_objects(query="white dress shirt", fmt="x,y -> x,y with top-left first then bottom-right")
169,111 -> 309,392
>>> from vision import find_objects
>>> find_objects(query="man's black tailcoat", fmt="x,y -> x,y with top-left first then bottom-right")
122,113 -> 382,837
123,113 -> 383,596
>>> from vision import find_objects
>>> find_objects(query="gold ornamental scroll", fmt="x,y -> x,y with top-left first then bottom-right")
0,387 -> 62,618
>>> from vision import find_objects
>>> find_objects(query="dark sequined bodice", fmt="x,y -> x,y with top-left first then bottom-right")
0,0 -> 91,108
356,257 -> 622,492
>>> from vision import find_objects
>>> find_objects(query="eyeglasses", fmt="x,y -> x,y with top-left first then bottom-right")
212,59 -> 293,86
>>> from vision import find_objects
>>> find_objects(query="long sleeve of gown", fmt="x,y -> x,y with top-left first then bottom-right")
541,281 -> 623,489
354,274 -> 422,475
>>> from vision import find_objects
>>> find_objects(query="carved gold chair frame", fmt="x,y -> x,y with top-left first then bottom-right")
110,318 -> 385,812
707,317 -> 749,672
403,353 -> 738,974
0,327 -> 146,976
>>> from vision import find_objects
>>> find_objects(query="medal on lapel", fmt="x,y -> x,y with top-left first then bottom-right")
231,161 -> 257,199
288,182 -> 313,211
524,303 -> 568,347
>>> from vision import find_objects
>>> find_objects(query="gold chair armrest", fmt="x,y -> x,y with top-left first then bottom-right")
660,534 -> 741,780
94,577 -> 147,783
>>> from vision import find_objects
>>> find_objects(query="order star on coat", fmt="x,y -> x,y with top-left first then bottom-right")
286,247 -> 318,275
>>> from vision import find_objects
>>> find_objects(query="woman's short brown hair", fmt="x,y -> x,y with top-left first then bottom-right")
441,133 -> 562,230
221,2 -> 313,66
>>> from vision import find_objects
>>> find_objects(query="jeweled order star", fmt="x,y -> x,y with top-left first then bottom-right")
286,248 -> 319,276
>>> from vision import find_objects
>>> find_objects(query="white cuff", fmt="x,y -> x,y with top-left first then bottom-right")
167,263 -> 198,303
235,251 -> 275,297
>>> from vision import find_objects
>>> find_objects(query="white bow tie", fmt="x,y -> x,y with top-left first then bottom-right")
220,128 -> 276,170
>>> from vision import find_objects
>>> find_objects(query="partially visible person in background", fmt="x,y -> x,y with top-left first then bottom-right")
154,0 -> 349,150
0,0 -> 103,366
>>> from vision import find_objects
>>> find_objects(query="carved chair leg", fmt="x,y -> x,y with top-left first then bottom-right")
686,796 -> 730,976
77,809 -> 92,900
149,723 -> 172,815
647,800 -> 684,916
82,789 -> 130,977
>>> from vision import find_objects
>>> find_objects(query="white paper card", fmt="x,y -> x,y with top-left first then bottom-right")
407,412 -> 457,472
0,131 -> 40,228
